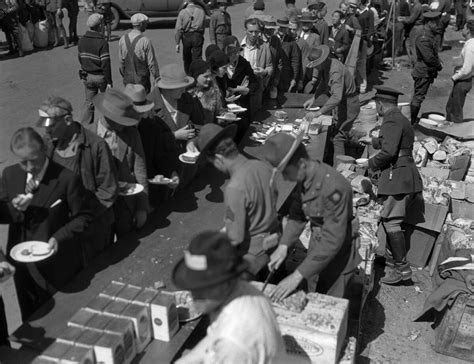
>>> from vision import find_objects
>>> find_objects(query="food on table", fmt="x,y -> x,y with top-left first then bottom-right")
433,150 -> 447,161
276,290 -> 308,313
274,110 -> 288,120
422,137 -> 438,155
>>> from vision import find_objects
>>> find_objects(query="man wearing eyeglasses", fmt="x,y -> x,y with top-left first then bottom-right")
37,96 -> 118,267
0,127 -> 92,319
194,123 -> 279,280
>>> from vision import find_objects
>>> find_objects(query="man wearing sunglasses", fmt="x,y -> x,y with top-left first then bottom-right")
195,123 -> 279,280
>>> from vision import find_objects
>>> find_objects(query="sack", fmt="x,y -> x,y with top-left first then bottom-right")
34,20 -> 49,48
19,24 -> 34,52
26,20 -> 35,42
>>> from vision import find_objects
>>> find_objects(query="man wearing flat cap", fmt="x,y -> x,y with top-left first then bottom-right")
119,13 -> 160,93
195,124 -> 279,279
303,45 -> 360,164
209,0 -> 232,50
410,11 -> 443,124
264,133 -> 359,300
359,86 -> 422,285
173,231 -> 286,363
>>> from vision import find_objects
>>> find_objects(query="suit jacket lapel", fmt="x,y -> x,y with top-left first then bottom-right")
31,162 -> 60,208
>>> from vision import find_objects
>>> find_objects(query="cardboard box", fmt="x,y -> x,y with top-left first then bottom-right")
133,287 -> 159,307
56,326 -> 84,345
86,294 -> 114,313
68,309 -> 96,329
41,341 -> 74,361
404,200 -> 448,233
31,356 -> 59,364
83,312 -> 112,332
60,345 -> 94,364
150,292 -> 179,342
101,281 -> 126,299
103,300 -> 128,318
120,303 -> 151,353
76,328 -> 126,364
105,317 -> 137,363
115,284 -> 142,303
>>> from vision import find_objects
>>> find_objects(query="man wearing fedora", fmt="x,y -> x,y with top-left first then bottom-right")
91,88 -> 149,236
119,13 -> 160,94
175,0 -> 207,74
195,124 -> 280,279
263,133 -> 359,300
124,84 -> 180,206
78,13 -> 112,125
303,45 -> 360,164
359,86 -> 422,284
209,0 -> 232,50
173,231 -> 287,364
277,16 -> 302,93
37,96 -> 118,266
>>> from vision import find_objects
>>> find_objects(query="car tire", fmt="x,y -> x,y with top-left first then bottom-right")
110,6 -> 120,30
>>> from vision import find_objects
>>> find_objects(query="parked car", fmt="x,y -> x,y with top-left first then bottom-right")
95,0 -> 210,30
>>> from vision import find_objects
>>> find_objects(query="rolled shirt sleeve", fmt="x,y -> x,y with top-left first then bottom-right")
144,38 -> 160,81
319,67 -> 344,115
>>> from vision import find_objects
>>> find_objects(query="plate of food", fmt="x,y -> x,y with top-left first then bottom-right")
148,175 -> 173,185
173,290 -> 203,323
227,103 -> 247,113
428,114 -> 446,123
216,112 -> 241,122
307,106 -> 320,111
10,241 -> 54,263
118,182 -> 144,196
419,118 -> 439,128
179,151 -> 200,164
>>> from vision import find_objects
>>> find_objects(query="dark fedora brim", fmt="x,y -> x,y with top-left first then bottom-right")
197,124 -> 238,160
257,132 -> 304,170
307,45 -> 330,68
93,93 -> 140,126
172,258 -> 248,290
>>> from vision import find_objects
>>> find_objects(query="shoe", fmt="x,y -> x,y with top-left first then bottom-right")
380,263 -> 412,285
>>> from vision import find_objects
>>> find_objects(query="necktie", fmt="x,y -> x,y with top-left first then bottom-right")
25,174 -> 38,194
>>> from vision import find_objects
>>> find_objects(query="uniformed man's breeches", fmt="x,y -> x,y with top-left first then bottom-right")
411,77 -> 432,108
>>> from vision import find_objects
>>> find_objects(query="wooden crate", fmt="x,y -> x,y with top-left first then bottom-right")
434,294 -> 474,362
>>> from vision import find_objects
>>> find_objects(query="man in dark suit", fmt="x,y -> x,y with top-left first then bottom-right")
0,128 -> 92,319
330,10 -> 351,63
359,87 -> 423,285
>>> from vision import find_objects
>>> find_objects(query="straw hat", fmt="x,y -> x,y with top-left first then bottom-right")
123,84 -> 155,113
156,64 -> 195,89
92,89 -> 140,126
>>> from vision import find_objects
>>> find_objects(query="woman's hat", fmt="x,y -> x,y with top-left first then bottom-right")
208,50 -> 229,70
172,231 -> 248,290
196,123 -> 237,158
92,88 -> 140,126
307,45 -> 330,68
189,59 -> 210,80
123,84 -> 155,113
157,64 -> 195,89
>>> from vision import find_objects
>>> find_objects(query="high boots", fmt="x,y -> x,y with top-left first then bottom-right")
380,231 -> 412,285
410,104 -> 420,125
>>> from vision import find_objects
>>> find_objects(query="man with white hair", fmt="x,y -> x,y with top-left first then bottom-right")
118,13 -> 160,93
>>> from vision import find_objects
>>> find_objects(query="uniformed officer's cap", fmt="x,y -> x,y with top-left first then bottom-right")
373,86 -> 404,103
131,13 -> 149,26
423,11 -> 441,20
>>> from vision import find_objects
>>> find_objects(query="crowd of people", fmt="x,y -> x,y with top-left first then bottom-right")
0,0 -> 473,362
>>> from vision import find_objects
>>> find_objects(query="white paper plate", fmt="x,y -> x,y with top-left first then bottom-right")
307,107 -> 320,111
216,115 -> 241,121
428,114 -> 446,122
355,158 -> 368,165
148,177 -> 173,185
118,183 -> 144,196
179,153 -> 199,164
10,241 -> 54,263
227,104 -> 247,113
419,118 -> 439,127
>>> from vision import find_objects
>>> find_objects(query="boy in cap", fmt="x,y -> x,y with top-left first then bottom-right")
175,0 -> 207,73
359,86 -> 422,284
410,11 -> 443,124
78,13 -> 112,124
303,45 -> 360,164
446,20 -> 474,123
264,133 -> 359,300
195,124 -> 279,278
173,231 -> 286,363
209,0 -> 232,50
118,13 -> 160,93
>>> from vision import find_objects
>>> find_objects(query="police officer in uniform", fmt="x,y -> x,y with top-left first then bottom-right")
410,11 -> 443,124
209,0 -> 232,50
359,86 -> 423,285
265,133 -> 360,300
195,124 -> 280,279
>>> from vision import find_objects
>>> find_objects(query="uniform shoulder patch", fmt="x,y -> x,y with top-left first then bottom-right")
225,206 -> 235,222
